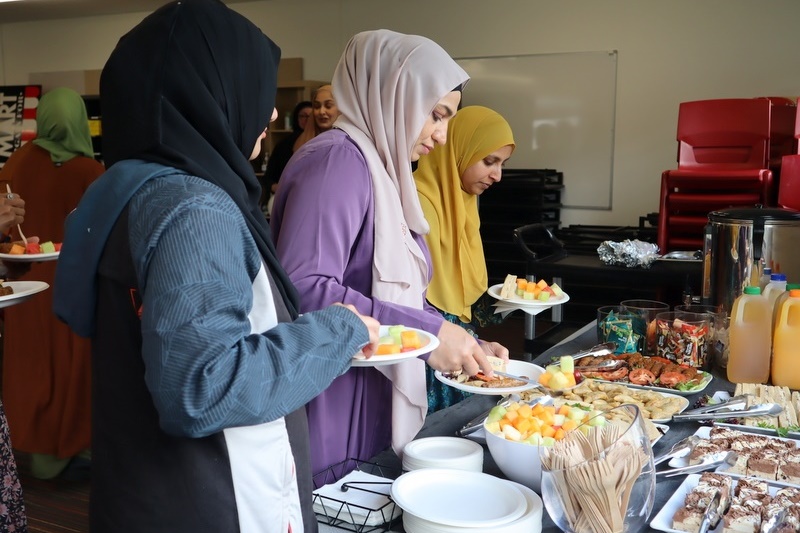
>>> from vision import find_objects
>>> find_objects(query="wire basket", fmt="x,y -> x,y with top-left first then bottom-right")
312,459 -> 402,532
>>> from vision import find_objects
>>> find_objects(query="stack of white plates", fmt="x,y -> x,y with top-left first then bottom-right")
392,469 -> 543,533
401,437 -> 483,472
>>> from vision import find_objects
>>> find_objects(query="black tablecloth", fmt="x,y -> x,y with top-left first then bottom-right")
369,321 -> 736,533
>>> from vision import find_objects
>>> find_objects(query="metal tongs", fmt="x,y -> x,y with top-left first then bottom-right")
698,490 -> 722,533
679,394 -> 752,416
549,341 -> 616,364
656,451 -> 737,478
671,402 -> 782,422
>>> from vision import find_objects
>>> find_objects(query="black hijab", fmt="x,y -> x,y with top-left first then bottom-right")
100,0 -> 299,316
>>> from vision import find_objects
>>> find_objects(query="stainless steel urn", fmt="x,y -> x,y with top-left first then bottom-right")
702,207 -> 800,315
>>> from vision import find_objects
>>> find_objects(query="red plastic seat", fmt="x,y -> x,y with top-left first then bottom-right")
658,98 -> 775,253
779,155 -> 800,211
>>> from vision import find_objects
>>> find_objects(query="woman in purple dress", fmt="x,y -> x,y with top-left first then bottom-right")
271,30 -> 509,477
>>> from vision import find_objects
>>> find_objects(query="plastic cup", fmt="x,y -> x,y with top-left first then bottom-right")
654,311 -> 711,368
620,300 -> 670,355
596,305 -> 639,354
674,304 -> 728,370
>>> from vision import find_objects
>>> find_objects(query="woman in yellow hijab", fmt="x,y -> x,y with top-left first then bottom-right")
415,105 -> 515,411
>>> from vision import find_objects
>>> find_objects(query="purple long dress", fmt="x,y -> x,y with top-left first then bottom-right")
271,130 -> 444,476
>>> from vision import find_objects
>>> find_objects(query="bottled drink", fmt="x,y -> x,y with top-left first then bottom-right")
758,266 -> 772,292
771,289 -> 800,389
728,286 -> 772,384
772,283 -> 800,330
762,273 -> 787,310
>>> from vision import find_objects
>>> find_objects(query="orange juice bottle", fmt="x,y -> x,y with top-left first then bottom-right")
772,283 -> 800,330
771,289 -> 800,389
728,286 -> 772,384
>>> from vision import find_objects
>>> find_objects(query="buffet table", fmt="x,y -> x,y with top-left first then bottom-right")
361,320 -> 736,533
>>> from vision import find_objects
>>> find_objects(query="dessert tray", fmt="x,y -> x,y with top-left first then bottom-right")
650,473 -> 791,533
667,425 -> 800,490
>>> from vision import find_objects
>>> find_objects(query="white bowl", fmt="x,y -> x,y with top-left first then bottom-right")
402,437 -> 483,472
484,416 -> 544,493
402,479 -> 543,533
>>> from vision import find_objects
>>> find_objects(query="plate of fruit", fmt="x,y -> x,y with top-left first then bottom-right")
488,275 -> 569,307
351,325 -> 439,367
0,240 -> 61,262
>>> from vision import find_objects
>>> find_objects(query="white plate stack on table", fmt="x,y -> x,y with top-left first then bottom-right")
401,437 -> 483,472
391,468 -> 544,533
488,274 -> 570,318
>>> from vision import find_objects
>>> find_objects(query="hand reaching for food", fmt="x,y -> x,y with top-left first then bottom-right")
428,320 -> 493,378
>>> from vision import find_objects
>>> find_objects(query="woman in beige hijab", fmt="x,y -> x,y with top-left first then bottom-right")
292,84 -> 340,152
272,30 -> 509,478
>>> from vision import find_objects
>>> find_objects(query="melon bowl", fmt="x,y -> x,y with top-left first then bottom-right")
484,414 -> 545,494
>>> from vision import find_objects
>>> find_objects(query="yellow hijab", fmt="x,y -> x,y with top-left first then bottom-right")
415,106 -> 515,322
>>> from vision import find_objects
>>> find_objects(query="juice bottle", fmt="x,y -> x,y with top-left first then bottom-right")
727,286 -> 772,384
762,273 -> 787,311
772,283 -> 800,330
771,289 -> 800,389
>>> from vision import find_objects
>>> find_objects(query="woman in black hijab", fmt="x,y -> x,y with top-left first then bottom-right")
53,1 -> 378,531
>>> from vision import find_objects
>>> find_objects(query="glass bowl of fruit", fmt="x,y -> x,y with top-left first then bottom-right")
483,396 -> 600,493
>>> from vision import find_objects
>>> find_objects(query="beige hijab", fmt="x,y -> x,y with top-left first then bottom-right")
333,29 -> 469,454
293,84 -> 336,152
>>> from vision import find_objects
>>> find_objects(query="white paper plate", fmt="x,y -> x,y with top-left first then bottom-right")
0,281 -> 50,309
402,437 -> 483,472
666,425 -> 800,489
650,473 -> 781,533
434,360 -> 545,396
402,479 -> 543,533
0,251 -> 59,262
352,326 -> 439,367
391,469 -> 527,528
488,284 -> 570,308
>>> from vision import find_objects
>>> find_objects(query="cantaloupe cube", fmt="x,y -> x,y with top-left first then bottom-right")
554,428 -> 566,441
541,425 -> 556,438
9,244 -> 25,255
400,330 -> 421,350
536,279 -> 549,290
376,344 -> 401,355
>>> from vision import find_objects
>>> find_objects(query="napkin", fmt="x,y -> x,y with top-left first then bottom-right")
312,469 -> 402,527
492,301 -> 551,318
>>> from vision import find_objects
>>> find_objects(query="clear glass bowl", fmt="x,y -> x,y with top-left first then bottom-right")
539,404 -> 656,533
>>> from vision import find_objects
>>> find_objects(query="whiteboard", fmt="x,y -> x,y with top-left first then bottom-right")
456,51 -> 618,210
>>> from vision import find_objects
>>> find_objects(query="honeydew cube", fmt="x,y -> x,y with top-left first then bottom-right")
487,405 -> 507,423
522,291 -> 535,300
541,436 -> 556,447
388,325 -> 404,344
589,414 -> 607,427
545,365 -> 560,376
485,421 -> 501,435
559,355 -> 574,373
550,282 -> 565,297
525,432 -> 543,445
553,414 -> 566,427
568,408 -> 589,421
537,291 -> 551,302
378,335 -> 395,345
40,241 -> 56,254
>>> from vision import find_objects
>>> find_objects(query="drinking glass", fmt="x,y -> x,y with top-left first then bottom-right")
539,404 -> 656,533
674,303 -> 729,370
620,299 -> 669,355
596,305 -> 638,354
654,311 -> 710,368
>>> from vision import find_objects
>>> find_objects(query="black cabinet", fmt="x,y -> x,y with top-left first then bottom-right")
479,169 -> 564,285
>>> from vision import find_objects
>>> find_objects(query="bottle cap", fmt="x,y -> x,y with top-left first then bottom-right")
744,286 -> 761,295
764,267 -> 772,274
790,289 -> 800,298
771,273 -> 787,281
787,283 -> 800,291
